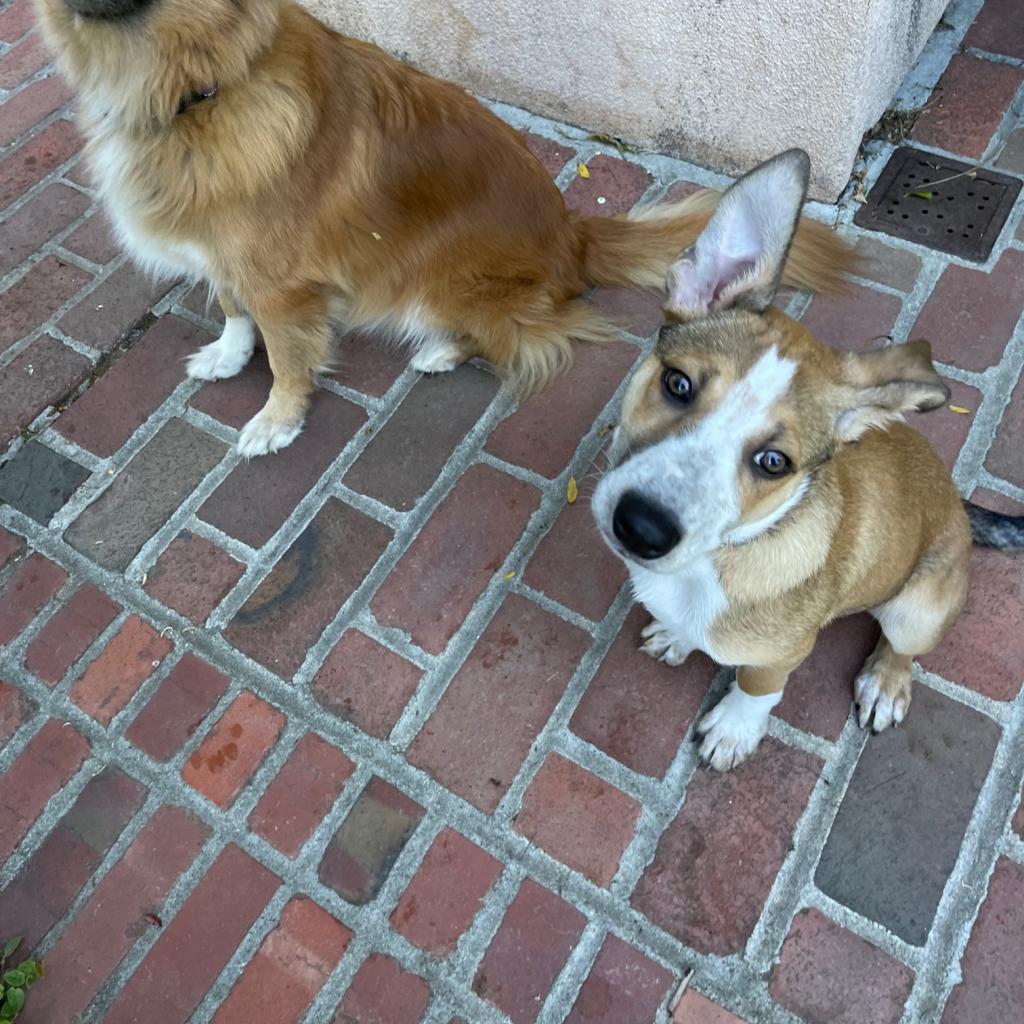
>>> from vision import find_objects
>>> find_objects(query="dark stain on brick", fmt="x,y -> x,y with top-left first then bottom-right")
233,526 -> 315,625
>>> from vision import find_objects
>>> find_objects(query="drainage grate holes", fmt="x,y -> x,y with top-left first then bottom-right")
855,146 -> 1021,261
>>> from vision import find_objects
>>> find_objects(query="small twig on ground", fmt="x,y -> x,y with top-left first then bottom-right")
902,166 -> 978,199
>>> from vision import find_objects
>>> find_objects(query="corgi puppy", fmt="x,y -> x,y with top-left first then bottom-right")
592,149 -> 1023,770
35,0 -> 852,456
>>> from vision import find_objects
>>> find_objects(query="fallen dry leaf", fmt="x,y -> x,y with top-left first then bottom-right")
566,476 -> 579,504
577,162 -> 590,179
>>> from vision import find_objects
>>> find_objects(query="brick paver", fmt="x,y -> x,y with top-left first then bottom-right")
249,732 -> 356,857
474,878 -> 586,1023
768,908 -> 915,1023
211,896 -> 351,1024
319,776 -> 424,905
391,827 -> 502,955
514,752 -> 641,885
2,3 -> 1024,1021
183,690 -> 287,808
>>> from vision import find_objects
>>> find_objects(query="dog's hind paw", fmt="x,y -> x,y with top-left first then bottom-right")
236,408 -> 303,457
186,317 -> 255,381
855,671 -> 909,732
639,620 -> 691,666
409,334 -> 465,374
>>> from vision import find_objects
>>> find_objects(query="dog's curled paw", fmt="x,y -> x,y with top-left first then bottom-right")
639,620 -> 691,666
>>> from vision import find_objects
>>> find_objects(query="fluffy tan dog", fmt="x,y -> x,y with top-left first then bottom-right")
36,0 -> 852,455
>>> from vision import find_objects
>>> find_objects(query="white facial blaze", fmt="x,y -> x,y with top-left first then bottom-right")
593,345 -> 797,570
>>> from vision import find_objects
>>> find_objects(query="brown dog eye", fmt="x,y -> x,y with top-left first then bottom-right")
753,449 -> 792,477
662,367 -> 694,404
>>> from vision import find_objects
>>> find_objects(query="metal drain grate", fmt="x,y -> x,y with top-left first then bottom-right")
854,146 -> 1022,261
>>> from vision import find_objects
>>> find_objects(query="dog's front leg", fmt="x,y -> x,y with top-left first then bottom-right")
696,664 -> 792,771
236,290 -> 331,457
186,290 -> 256,382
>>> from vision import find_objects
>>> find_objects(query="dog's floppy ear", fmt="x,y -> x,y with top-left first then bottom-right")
665,148 -> 810,320
833,340 -> 950,442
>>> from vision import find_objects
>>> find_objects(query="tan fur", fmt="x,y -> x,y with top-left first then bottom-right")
35,0 -> 855,449
625,310 -> 970,715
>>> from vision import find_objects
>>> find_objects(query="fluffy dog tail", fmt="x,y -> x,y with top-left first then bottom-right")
574,188 -> 856,294
965,502 -> 1024,550
473,298 -> 620,398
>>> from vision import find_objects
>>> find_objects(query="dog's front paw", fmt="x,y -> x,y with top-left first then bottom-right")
854,670 -> 909,733
236,407 -> 303,457
639,619 -> 691,666
186,318 -> 255,381
696,681 -> 774,771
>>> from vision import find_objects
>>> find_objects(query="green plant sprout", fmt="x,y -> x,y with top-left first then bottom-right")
0,938 -> 44,1021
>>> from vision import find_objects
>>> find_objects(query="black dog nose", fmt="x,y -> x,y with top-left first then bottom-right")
612,491 -> 681,560
65,0 -> 155,21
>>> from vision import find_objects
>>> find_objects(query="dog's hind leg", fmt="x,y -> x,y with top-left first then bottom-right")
236,290 -> 331,457
186,290 -> 257,382
409,331 -> 472,374
857,524 -> 970,732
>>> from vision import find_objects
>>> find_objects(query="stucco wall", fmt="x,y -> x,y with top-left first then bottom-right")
302,0 -> 949,200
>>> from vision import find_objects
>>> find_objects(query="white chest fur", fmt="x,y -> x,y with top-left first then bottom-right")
629,557 -> 728,662
88,129 -> 210,282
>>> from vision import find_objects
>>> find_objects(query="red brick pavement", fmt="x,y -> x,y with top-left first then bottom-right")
1,2 -> 1023,1021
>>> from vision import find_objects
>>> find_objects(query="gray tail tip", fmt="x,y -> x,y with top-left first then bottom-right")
965,501 -> 1024,550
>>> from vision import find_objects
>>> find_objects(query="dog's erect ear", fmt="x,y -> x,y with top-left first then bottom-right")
833,340 -> 950,442
665,149 -> 810,320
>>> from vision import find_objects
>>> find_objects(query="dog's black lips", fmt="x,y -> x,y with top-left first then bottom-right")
64,0 -> 158,21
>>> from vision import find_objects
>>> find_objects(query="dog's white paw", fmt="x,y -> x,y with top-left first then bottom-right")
186,317 -> 255,381
855,671 -> 908,733
696,681 -> 778,771
639,620 -> 691,666
410,337 -> 462,374
236,408 -> 303,457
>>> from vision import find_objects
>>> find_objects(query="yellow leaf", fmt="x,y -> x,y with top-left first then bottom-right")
577,162 -> 590,179
503,570 -> 517,581
948,405 -> 970,414
566,476 -> 579,504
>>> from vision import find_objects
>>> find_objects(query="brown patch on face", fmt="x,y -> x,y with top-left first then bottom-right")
616,310 -> 789,458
